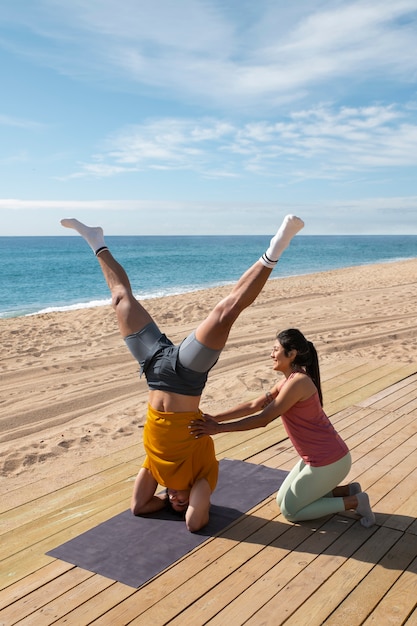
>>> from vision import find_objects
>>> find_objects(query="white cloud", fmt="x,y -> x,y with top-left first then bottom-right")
1,1 -> 417,108
1,2 -> 416,236
60,103 -> 417,181
0,113 -> 44,130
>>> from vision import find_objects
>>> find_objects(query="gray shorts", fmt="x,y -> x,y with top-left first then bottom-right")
124,322 -> 221,396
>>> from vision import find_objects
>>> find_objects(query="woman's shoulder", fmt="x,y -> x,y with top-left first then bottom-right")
287,370 -> 317,398
288,370 -> 310,383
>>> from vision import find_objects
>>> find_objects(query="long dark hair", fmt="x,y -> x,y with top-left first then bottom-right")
276,328 -> 323,405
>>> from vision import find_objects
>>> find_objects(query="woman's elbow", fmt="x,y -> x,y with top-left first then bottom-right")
185,512 -> 209,533
259,414 -> 276,428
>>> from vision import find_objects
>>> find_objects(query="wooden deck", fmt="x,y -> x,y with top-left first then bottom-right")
1,361 -> 417,625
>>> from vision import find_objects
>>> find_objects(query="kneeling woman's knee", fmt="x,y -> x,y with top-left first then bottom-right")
280,507 -> 298,522
276,492 -> 298,522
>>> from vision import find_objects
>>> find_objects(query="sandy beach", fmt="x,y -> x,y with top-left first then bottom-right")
1,258 -> 416,498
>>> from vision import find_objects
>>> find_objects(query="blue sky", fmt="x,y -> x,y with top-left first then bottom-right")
1,0 -> 417,236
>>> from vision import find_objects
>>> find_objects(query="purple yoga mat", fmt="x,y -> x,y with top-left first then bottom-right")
46,459 -> 287,588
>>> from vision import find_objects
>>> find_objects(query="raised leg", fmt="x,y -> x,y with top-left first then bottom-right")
195,215 -> 304,350
61,218 -> 153,337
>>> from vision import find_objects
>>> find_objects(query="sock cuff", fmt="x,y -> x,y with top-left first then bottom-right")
260,253 -> 278,269
95,246 -> 108,256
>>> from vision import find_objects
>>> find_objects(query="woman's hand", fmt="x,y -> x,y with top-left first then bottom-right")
189,414 -> 222,438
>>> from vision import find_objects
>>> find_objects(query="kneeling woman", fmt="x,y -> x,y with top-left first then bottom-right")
190,328 -> 375,528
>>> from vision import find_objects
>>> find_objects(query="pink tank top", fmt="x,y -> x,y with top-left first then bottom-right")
281,377 -> 348,467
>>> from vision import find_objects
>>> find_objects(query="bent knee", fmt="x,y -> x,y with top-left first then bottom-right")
280,508 -> 298,523
277,498 -> 299,523
213,296 -> 243,327
111,286 -> 131,309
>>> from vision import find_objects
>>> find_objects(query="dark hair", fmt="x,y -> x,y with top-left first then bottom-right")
164,488 -> 187,518
276,328 -> 323,405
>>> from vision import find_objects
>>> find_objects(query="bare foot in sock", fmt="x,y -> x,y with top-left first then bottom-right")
349,482 -> 362,496
261,215 -> 304,267
277,215 -> 305,247
356,492 -> 375,528
61,218 -> 105,254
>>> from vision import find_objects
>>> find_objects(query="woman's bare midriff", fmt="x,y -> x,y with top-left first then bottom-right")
148,389 -> 201,413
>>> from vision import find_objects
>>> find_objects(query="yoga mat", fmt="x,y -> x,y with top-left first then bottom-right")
47,459 -> 287,588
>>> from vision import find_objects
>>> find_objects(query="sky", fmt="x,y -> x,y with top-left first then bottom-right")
1,0 -> 417,236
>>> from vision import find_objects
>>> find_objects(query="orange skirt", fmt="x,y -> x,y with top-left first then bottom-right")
142,404 -> 218,491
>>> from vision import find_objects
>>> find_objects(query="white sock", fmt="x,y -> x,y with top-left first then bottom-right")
260,215 -> 304,268
356,492 -> 376,528
61,218 -> 106,255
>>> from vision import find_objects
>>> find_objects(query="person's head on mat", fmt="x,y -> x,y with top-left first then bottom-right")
165,488 -> 189,517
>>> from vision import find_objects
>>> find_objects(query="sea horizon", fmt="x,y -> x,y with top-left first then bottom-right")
1,234 -> 416,319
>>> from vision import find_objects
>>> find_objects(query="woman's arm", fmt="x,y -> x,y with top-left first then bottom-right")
190,402 -> 278,437
191,373 -> 314,438
185,478 -> 212,532
130,467 -> 167,515
206,384 -> 280,423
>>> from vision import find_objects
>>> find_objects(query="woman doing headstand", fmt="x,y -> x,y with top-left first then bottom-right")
61,215 -> 304,532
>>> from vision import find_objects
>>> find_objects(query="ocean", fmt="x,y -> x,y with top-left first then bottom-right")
1,235 -> 416,319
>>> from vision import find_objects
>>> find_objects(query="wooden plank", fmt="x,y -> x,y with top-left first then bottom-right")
273,527 -> 403,626
325,365 -> 417,415
1,443 -> 142,515
375,468 -> 417,532
0,568 -> 94,625
15,575 -> 117,626
363,564 -> 417,624
353,430 -> 417,506
165,517 -> 356,626
0,362 -> 416,625
127,515 -> 343,626
334,406 -> 401,450
403,605 -> 417,625
369,384 -> 417,414
358,372 -> 417,408
127,514 -> 302,625
0,497 -> 131,591
347,412 -> 417,473
0,464 -> 137,537
0,481 -> 132,563
51,583 -> 135,626
323,362 -> 397,399
0,561 -> 74,610
322,533 -> 417,626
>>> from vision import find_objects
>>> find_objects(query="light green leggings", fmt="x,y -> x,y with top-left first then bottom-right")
277,453 -> 351,522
